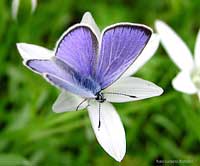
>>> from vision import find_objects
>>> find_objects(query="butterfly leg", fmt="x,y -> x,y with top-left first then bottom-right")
76,99 -> 88,111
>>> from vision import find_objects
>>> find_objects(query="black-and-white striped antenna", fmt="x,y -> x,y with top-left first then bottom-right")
104,92 -> 137,98
98,103 -> 101,130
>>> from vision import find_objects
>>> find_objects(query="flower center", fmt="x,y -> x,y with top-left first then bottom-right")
191,67 -> 200,89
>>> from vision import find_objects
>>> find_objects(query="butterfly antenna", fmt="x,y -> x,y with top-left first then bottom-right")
104,92 -> 137,98
85,100 -> 91,109
76,99 -> 87,111
98,103 -> 101,130
85,104 -> 90,109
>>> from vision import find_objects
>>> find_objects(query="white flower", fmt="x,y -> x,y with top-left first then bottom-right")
155,20 -> 200,98
17,12 -> 163,162
12,0 -> 37,20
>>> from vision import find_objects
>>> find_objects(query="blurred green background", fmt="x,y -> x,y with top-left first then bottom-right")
0,0 -> 200,165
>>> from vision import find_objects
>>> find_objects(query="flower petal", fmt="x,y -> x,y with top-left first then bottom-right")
104,77 -> 163,103
197,92 -> 200,101
31,0 -> 37,13
17,43 -> 53,60
122,34 -> 160,77
172,71 -> 197,94
52,90 -> 87,113
81,12 -> 101,39
11,0 -> 20,20
194,30 -> 200,66
155,20 -> 194,71
87,100 -> 126,162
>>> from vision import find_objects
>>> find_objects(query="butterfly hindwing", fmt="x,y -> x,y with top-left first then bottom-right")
26,58 -> 100,98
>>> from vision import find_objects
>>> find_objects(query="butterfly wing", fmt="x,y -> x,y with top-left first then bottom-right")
26,58 -> 100,98
24,25 -> 101,98
95,23 -> 152,89
55,24 -> 98,78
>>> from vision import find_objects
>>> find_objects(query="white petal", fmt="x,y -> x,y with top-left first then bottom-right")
194,30 -> 200,66
104,77 -> 163,103
155,20 -> 194,71
52,90 -> 87,113
31,0 -> 37,13
122,34 -> 160,77
197,92 -> 200,101
81,12 -> 101,39
16,43 -> 53,60
172,71 -> 197,94
88,100 -> 126,162
11,0 -> 20,20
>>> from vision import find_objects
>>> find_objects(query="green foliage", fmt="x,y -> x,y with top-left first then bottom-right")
0,0 -> 200,165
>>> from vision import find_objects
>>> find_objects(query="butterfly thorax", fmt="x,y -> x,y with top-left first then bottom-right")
95,92 -> 106,103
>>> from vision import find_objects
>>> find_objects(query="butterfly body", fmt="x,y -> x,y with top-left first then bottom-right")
95,91 -> 106,103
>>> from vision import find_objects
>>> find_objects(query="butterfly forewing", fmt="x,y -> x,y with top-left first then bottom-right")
55,25 -> 98,77
95,24 -> 152,89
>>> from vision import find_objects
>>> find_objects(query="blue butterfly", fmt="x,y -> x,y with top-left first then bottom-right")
17,12 -> 163,162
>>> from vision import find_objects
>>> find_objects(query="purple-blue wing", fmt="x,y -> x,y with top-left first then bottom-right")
55,25 -> 98,77
95,24 -> 152,89
44,73 -> 98,98
25,58 -> 100,98
24,25 -> 101,98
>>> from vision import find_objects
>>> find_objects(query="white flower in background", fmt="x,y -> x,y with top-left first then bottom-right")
155,20 -> 200,99
12,0 -> 37,20
17,12 -> 162,161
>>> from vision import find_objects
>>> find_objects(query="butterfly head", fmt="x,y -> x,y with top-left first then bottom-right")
95,91 -> 106,103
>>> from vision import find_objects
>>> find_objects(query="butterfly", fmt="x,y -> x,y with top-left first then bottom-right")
17,12 -> 163,162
